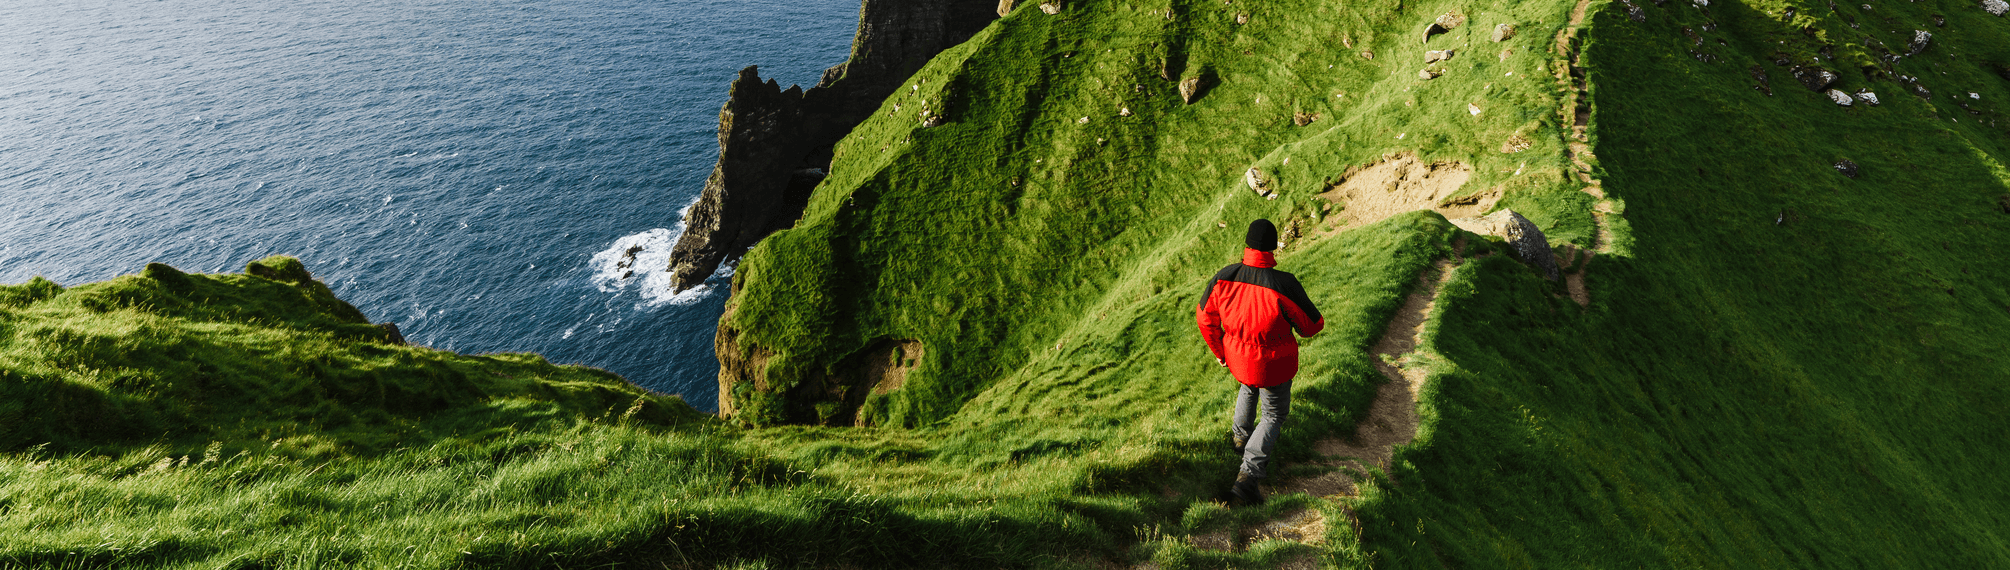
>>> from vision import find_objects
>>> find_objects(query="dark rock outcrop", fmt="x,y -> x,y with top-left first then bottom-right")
667,0 -> 998,292
1792,66 -> 1839,91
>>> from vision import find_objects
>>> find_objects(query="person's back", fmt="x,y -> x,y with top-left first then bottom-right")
1196,219 -> 1323,504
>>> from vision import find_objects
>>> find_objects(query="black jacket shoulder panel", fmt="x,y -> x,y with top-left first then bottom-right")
1269,270 -> 1321,323
1203,264 -> 1320,322
1200,263 -> 1243,308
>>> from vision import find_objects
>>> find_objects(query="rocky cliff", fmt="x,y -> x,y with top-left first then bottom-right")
666,0 -> 999,292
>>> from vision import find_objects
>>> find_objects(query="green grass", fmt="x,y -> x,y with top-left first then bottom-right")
5,0 -> 2010,566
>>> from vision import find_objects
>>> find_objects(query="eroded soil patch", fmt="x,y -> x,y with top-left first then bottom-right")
1315,154 -> 1496,234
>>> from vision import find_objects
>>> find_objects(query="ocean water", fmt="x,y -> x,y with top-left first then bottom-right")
0,0 -> 860,410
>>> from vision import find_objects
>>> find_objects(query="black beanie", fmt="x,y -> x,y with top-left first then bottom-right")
1245,219 -> 1277,251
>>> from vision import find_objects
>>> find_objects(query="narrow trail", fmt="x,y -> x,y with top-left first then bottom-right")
1556,0 -> 1615,307
1270,0 -> 1621,501
1181,4 -> 1626,555
1276,252 -> 1463,499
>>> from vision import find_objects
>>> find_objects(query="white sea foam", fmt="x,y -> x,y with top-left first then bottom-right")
590,228 -> 717,308
588,196 -> 730,308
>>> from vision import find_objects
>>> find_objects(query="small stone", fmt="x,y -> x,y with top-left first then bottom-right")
1292,111 -> 1318,126
1835,159 -> 1860,178
1621,0 -> 1647,21
997,0 -> 1016,16
1235,13 -> 1248,24
1039,2 -> 1060,14
1469,103 -> 1483,115
1693,0 -> 1709,6
1986,0 -> 2009,16
1855,90 -> 1879,105
1425,49 -> 1456,63
1907,30 -> 1931,56
1360,50 -> 1374,60
1971,92 -> 1982,99
1498,49 -> 1513,61
1501,133 -> 1533,153
923,114 -> 947,127
1119,107 -> 1133,117
1492,23 -> 1517,42
1077,116 -> 1089,124
1434,11 -> 1467,29
1827,89 -> 1855,106
1419,67 -> 1444,79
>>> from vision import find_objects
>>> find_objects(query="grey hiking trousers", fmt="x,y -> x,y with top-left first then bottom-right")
1231,381 -> 1291,479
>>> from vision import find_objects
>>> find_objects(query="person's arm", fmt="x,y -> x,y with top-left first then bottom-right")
1278,275 -> 1324,338
1196,277 -> 1228,364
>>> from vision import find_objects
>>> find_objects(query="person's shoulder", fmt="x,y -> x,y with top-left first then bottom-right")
1211,263 -> 1243,280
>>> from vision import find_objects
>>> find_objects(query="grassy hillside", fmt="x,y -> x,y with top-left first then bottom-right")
5,0 -> 2010,567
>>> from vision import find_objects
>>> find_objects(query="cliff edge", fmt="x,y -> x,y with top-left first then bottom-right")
666,0 -> 999,292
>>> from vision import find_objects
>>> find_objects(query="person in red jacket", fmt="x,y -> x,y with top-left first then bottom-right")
1196,219 -> 1324,505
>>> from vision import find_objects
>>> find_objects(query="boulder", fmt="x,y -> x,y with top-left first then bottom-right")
997,0 -> 1015,16
1835,159 -> 1860,178
1854,90 -> 1880,105
1419,67 -> 1445,79
1492,23 -> 1517,42
1827,89 -> 1855,106
1449,210 -> 1560,281
1907,30 -> 1932,56
1039,2 -> 1060,14
1987,0 -> 2008,16
1425,49 -> 1456,63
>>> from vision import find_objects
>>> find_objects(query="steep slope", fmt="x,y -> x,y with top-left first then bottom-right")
5,0 -> 2009,566
712,0 -> 2010,566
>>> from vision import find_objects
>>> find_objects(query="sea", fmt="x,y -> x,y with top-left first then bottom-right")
0,0 -> 861,411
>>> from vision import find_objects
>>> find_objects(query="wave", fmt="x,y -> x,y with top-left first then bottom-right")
588,199 -> 732,308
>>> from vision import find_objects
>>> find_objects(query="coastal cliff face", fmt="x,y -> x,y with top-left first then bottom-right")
666,0 -> 998,292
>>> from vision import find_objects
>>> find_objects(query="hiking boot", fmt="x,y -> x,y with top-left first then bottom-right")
1227,432 -> 1248,454
1230,472 -> 1265,506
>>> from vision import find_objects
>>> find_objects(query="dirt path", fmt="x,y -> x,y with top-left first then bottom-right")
1274,255 -> 1461,498
1556,0 -> 1615,307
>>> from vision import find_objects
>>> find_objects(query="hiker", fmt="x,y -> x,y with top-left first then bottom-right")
1196,219 -> 1324,505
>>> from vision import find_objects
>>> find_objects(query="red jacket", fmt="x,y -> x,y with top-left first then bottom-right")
1197,248 -> 1324,387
